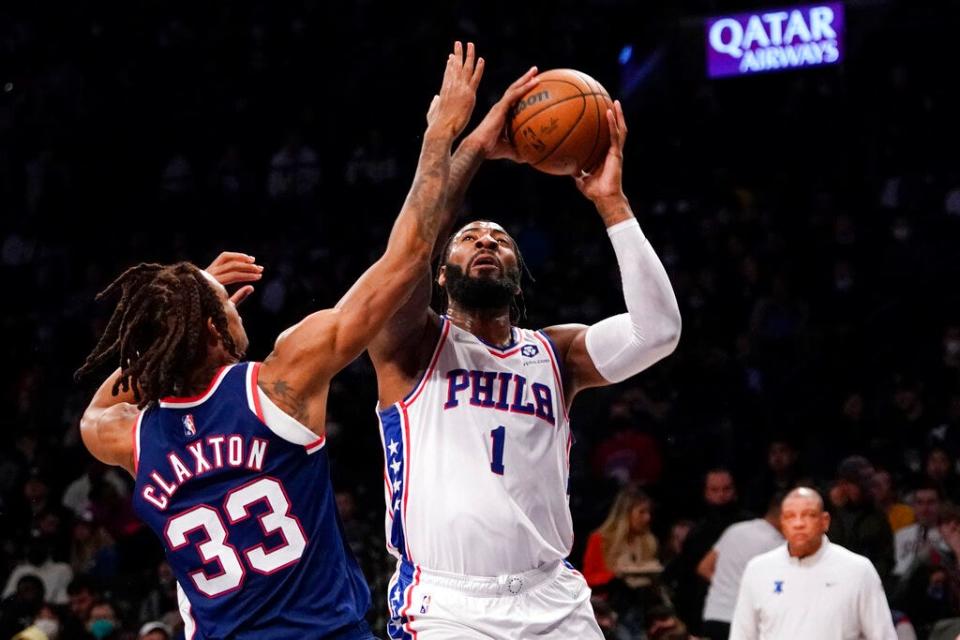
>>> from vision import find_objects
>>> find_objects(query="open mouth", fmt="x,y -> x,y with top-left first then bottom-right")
471,254 -> 501,270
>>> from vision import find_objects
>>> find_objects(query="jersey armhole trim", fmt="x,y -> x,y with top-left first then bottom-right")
400,317 -> 450,408
534,330 -> 569,422
246,362 -> 326,454
132,410 -> 146,475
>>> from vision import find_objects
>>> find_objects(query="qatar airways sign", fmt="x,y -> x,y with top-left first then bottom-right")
705,3 -> 844,78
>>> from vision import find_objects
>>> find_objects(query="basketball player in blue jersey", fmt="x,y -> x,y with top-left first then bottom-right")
367,70 -> 682,639
73,42 -> 484,640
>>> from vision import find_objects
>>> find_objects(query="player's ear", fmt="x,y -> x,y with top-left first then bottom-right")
437,265 -> 446,288
821,510 -> 831,531
206,317 -> 223,345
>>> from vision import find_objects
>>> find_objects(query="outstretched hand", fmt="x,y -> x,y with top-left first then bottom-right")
574,100 -> 628,206
463,66 -> 540,162
204,251 -> 262,306
426,41 -> 484,140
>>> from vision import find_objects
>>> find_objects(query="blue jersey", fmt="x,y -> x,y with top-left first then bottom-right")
131,362 -> 370,639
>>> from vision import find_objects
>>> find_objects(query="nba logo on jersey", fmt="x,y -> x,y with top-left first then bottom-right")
419,594 -> 431,614
181,413 -> 196,436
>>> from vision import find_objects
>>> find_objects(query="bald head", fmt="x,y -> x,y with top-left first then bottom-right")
783,487 -> 824,512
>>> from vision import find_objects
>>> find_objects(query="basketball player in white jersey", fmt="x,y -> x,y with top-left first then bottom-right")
368,64 -> 682,639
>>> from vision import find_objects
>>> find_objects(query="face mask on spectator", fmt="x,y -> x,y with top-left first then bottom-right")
89,619 -> 115,639
34,618 -> 59,639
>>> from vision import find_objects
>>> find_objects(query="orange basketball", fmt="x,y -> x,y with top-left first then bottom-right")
508,69 -> 614,176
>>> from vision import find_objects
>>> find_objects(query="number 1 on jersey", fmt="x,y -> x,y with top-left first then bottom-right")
490,426 -> 506,475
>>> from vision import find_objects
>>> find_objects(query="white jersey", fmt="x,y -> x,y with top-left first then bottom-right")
377,316 -> 574,576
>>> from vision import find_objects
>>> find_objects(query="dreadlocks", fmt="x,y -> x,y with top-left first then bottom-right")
74,262 -> 240,408
435,223 -> 535,323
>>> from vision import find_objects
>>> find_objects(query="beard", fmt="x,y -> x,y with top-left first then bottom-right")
444,263 -> 520,310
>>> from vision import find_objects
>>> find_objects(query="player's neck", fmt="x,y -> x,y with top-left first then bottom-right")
445,305 -> 514,347
183,355 -> 236,396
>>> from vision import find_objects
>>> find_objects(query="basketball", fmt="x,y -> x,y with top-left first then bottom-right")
508,69 -> 614,176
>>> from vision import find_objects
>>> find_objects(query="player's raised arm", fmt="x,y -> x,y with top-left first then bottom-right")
368,63 -> 540,402
543,101 -> 682,403
259,42 -> 481,422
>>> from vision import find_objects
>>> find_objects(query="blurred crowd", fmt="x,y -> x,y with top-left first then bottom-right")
2,0 -> 960,639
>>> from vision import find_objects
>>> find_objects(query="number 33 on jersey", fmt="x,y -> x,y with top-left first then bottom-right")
132,363 -> 370,639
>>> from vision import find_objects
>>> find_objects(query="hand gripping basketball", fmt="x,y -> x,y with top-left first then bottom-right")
426,41 -> 484,140
463,66 -> 541,162
573,100 -> 628,207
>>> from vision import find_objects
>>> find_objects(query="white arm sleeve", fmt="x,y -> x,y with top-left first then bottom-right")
584,218 -> 681,383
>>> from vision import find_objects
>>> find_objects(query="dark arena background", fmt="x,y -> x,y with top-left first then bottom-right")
2,1 -> 960,638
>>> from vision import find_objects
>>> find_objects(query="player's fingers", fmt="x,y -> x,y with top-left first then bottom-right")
213,251 -> 254,264
471,57 -> 485,89
509,66 -> 538,91
464,42 -> 475,74
505,77 -> 539,104
217,271 -> 262,286
224,262 -> 263,276
229,285 -> 255,307
606,109 -> 621,149
614,100 -> 627,141
439,54 -> 457,95
453,41 -> 463,67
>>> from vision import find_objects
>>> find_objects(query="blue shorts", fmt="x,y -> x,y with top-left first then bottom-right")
325,620 -> 378,640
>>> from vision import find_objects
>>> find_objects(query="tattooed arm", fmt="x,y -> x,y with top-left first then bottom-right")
368,66 -> 541,407
257,42 -> 483,435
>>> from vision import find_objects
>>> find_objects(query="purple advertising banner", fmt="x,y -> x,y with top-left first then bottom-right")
705,3 -> 845,78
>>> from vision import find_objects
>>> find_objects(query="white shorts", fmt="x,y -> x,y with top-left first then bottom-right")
385,559 -> 604,639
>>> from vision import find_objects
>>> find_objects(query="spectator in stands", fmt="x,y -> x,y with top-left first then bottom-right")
138,620 -> 172,640
700,493 -> 784,640
584,487 -> 664,637
137,562 -> 179,631
87,600 -> 119,640
65,575 -> 98,633
879,374 -> 933,474
0,575 -> 45,639
662,519 -> 694,566
68,513 -> 117,580
583,487 -> 662,589
747,437 -> 801,514
894,483 -> 949,578
828,455 -> 896,582
664,469 -> 751,635
2,537 -> 72,605
591,597 -> 631,640
924,447 -> 960,504
873,467 -> 916,534
892,506 -> 960,639
61,460 -> 128,520
29,603 -> 62,640
646,604 -> 691,640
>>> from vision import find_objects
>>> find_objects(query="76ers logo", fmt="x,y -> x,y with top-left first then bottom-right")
521,344 -> 539,358
182,414 -> 197,436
